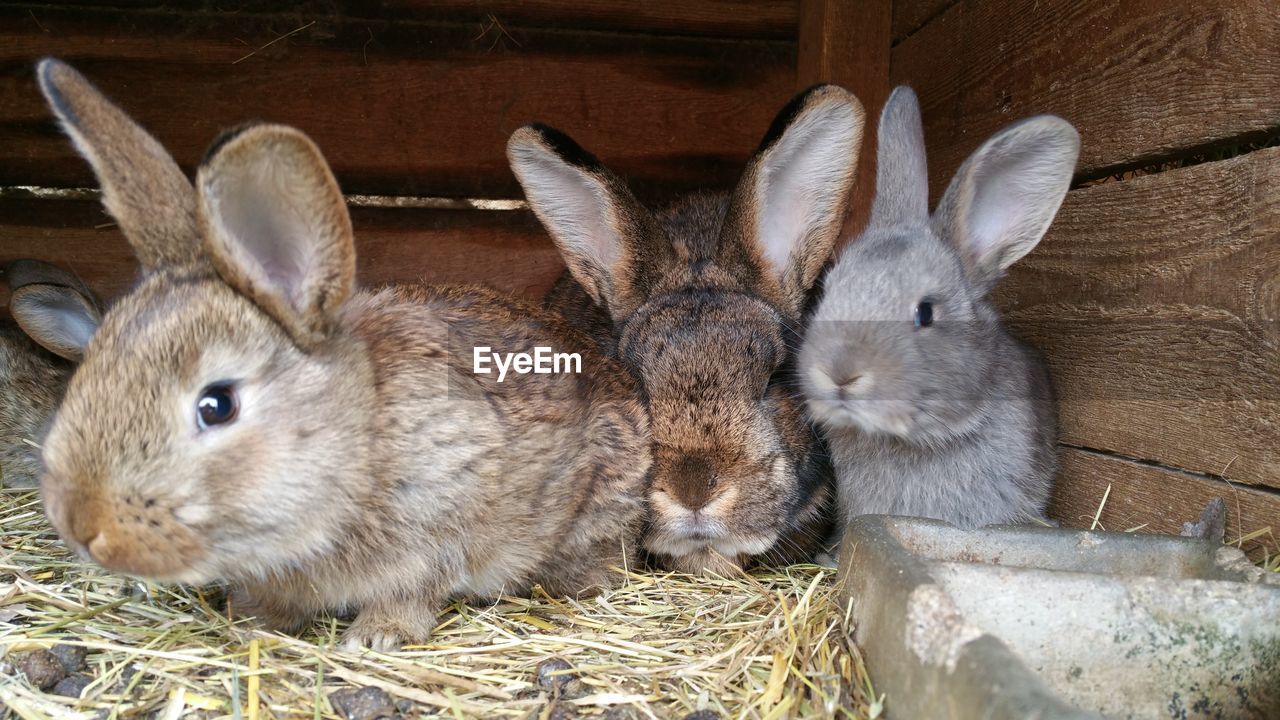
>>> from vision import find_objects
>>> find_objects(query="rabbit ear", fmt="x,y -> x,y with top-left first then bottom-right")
868,86 -> 930,230
197,124 -> 355,349
720,85 -> 864,312
36,59 -> 200,271
10,284 -> 103,362
933,115 -> 1080,291
507,124 -> 669,319
5,259 -> 99,307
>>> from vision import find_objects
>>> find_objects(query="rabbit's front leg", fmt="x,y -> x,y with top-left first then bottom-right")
227,582 -> 312,633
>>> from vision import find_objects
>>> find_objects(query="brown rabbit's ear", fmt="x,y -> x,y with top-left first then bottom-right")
197,124 -> 355,349
36,59 -> 200,271
507,124 -> 669,319
720,85 -> 865,313
10,283 -> 103,362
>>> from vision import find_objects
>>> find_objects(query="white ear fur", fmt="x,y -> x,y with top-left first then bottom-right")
509,145 -> 619,268
868,86 -> 930,230
934,116 -> 1080,288
507,127 -> 626,305
11,285 -> 103,362
753,89 -> 864,284
198,124 -> 355,347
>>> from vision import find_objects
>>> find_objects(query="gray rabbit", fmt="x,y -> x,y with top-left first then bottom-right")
799,86 -> 1079,538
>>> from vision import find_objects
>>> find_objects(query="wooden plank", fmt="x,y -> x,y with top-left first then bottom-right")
0,197 -> 562,306
0,4 -> 796,199
993,147 -> 1280,490
796,0 -> 891,246
33,1 -> 800,40
890,0 -> 1280,201
891,0 -> 955,44
1051,448 -> 1280,560
355,1 -> 799,40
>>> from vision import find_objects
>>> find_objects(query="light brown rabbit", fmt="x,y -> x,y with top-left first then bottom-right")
34,59 -> 650,651
1,260 -> 102,488
508,86 -> 864,574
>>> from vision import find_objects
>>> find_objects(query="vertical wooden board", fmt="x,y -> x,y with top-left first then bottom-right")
1,4 -> 796,198
890,0 -> 1280,201
0,197 -> 560,306
993,148 -> 1280,489
796,0 -> 891,246
1051,448 -> 1280,560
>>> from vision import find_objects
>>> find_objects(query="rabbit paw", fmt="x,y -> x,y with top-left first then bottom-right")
813,551 -> 839,568
340,604 -> 437,653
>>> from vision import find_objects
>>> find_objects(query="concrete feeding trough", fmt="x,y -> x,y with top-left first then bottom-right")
837,513 -> 1280,719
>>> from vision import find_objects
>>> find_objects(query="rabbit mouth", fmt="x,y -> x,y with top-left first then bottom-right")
645,527 -> 778,562
809,397 -> 917,437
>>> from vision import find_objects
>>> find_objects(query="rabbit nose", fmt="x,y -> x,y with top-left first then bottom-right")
833,372 -> 866,400
669,455 -> 718,511
68,510 -> 101,551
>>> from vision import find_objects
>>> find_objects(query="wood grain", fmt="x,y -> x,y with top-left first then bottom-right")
890,0 -> 956,44
35,1 -> 799,40
994,147 -> 1280,489
796,0 -> 891,247
0,196 -> 562,306
358,1 -> 799,40
0,4 -> 795,199
890,0 -> 1280,201
1051,448 -> 1280,560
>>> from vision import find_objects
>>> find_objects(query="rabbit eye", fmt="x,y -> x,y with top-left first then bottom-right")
196,383 -> 239,429
914,301 -> 934,328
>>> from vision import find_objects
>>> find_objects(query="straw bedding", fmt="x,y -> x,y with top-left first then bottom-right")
0,489 -> 879,720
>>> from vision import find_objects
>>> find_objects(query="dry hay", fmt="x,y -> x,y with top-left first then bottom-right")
0,489 -> 880,720
5,480 -> 1276,720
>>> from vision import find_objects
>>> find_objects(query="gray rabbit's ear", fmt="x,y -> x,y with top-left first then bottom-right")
197,123 -> 356,350
933,115 -> 1080,291
5,259 -> 99,307
36,58 -> 200,271
11,283 -> 103,362
868,86 -> 930,231
721,84 -> 865,312
507,124 -> 670,320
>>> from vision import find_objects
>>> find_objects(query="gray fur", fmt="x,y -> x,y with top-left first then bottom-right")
800,86 -> 1079,538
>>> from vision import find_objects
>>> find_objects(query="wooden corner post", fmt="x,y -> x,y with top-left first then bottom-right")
797,0 -> 892,248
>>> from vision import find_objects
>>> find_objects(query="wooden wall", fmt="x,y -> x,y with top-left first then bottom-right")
892,0 -> 1280,553
0,0 -> 800,303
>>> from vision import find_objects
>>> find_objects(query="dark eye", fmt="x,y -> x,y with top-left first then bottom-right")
914,301 -> 934,328
196,384 -> 239,429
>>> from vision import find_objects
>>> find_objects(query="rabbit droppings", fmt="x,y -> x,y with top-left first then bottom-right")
509,86 -> 865,574
801,86 -> 1079,545
34,59 -> 651,651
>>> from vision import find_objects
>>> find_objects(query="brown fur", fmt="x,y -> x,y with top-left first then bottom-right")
0,260 -> 103,488
0,328 -> 73,488
35,59 -> 651,650
509,87 -> 865,573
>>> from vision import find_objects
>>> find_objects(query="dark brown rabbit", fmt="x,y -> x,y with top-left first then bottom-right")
35,59 -> 650,650
1,260 -> 102,488
508,86 -> 865,574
